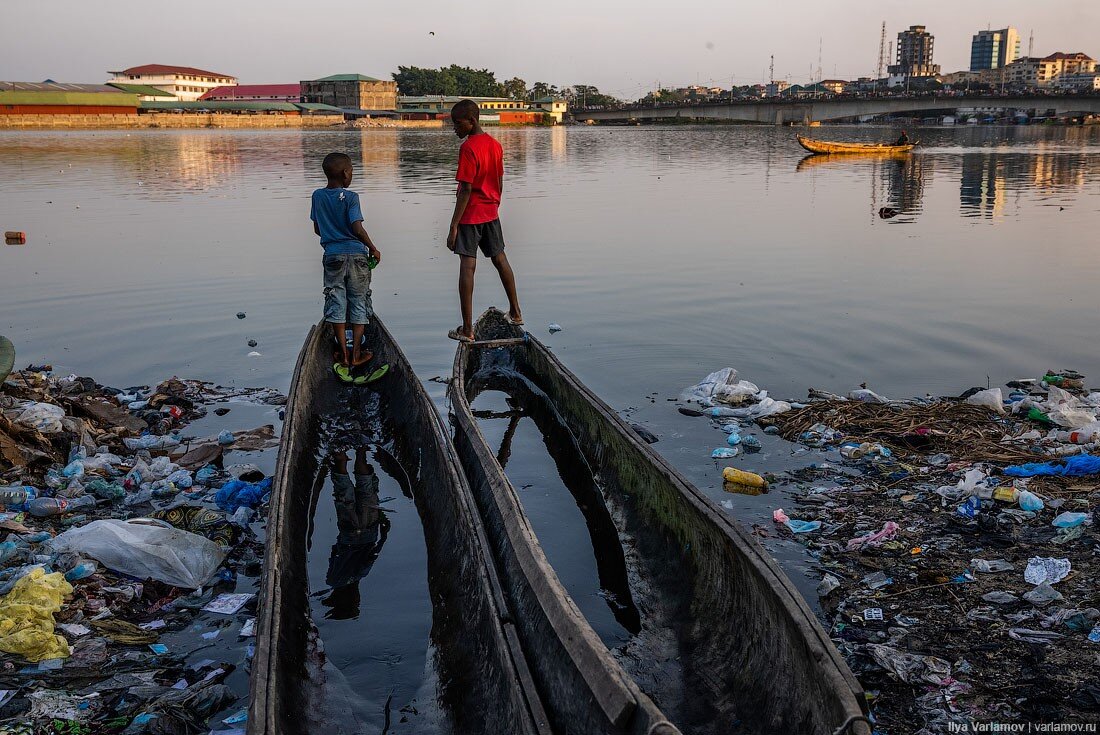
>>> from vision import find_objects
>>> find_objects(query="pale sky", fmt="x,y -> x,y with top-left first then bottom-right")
3,0 -> 1098,98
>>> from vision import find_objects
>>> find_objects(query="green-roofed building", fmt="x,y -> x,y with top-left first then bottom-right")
106,82 -> 178,101
311,74 -> 383,83
301,74 -> 397,112
0,81 -> 139,115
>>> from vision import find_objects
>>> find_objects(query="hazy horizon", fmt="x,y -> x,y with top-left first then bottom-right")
4,0 -> 1098,98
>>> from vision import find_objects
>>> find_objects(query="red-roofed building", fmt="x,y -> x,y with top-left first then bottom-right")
200,84 -> 300,103
107,64 -> 237,101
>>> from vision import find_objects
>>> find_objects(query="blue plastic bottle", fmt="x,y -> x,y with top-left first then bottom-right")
0,486 -> 37,512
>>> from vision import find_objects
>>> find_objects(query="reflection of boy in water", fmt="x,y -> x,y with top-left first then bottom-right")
323,447 -> 389,620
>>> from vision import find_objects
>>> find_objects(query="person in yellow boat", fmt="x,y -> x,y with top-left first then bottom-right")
894,130 -> 910,146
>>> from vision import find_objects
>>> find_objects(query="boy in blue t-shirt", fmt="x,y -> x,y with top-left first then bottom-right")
311,152 -> 383,381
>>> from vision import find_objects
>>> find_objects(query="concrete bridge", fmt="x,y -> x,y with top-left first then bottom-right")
577,94 -> 1100,125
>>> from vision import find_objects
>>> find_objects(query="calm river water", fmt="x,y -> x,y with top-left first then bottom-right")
2,124 -> 1099,730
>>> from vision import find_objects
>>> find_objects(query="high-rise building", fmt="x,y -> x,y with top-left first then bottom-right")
970,27 -> 1020,71
888,26 -> 941,78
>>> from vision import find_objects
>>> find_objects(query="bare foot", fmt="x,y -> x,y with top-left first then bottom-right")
507,311 -> 524,326
351,349 -> 374,367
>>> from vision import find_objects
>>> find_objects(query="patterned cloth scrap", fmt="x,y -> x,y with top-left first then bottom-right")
149,506 -> 238,547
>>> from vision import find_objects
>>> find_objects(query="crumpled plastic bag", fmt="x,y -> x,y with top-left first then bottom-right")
966,388 -> 1005,414
1024,556 -> 1071,586
682,368 -> 760,407
846,521 -> 899,550
1045,385 -> 1099,428
0,567 -> 73,662
14,402 -> 66,434
49,518 -> 227,589
716,397 -> 792,420
866,643 -> 951,685
848,388 -> 889,403
935,468 -> 988,504
214,477 -> 272,513
26,689 -> 99,722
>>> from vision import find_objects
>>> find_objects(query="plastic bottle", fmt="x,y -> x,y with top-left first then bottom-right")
64,561 -> 98,582
1018,490 -> 1044,512
26,495 -> 96,518
722,467 -> 768,488
0,486 -> 37,511
1053,427 -> 1100,445
840,443 -> 864,459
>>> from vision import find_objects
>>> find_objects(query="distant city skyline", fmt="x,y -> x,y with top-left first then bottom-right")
4,0 -> 1098,97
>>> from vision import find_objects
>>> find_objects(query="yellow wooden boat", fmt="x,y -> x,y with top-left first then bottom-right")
797,135 -> 915,155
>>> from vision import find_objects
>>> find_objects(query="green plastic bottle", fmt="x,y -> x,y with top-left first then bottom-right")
367,255 -> 379,270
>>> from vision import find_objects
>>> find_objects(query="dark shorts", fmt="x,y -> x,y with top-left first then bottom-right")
454,219 -> 505,258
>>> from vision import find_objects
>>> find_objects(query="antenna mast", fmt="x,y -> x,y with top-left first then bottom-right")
1028,30 -> 1034,58
877,21 -> 887,79
769,54 -> 775,84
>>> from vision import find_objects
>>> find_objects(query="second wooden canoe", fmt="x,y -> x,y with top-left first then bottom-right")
449,308 -> 871,735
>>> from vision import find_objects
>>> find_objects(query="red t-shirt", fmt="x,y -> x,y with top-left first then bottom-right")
455,133 -> 503,225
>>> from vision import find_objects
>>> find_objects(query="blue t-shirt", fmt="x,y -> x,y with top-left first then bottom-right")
310,188 -> 366,256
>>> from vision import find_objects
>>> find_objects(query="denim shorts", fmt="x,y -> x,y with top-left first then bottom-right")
323,253 -> 372,325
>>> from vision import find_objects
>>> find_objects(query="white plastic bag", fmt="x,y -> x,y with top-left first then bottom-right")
720,397 -> 792,419
49,519 -> 226,589
15,403 -> 66,434
966,388 -> 1005,414
682,368 -> 738,405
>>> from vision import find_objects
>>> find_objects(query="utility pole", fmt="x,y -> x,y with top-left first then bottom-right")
769,54 -> 775,96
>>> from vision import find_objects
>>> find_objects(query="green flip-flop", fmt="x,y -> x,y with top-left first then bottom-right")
353,363 -> 390,385
333,363 -> 354,383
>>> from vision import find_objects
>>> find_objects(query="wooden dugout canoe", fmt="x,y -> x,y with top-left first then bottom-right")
248,317 -> 549,735
449,308 -> 871,735
797,134 -> 915,154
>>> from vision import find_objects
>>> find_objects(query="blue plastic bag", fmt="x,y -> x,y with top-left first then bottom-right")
1004,454 -> 1100,478
214,478 -> 272,513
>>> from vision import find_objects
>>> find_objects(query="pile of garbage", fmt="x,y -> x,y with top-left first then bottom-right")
685,369 -> 1099,733
0,365 -> 285,732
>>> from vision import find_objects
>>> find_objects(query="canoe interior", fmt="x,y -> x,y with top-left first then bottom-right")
452,309 -> 871,735
249,318 -> 546,735
797,135 -> 915,154
451,335 -> 676,735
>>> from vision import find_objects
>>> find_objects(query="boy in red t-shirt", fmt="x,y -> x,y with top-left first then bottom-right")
446,99 -> 523,342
